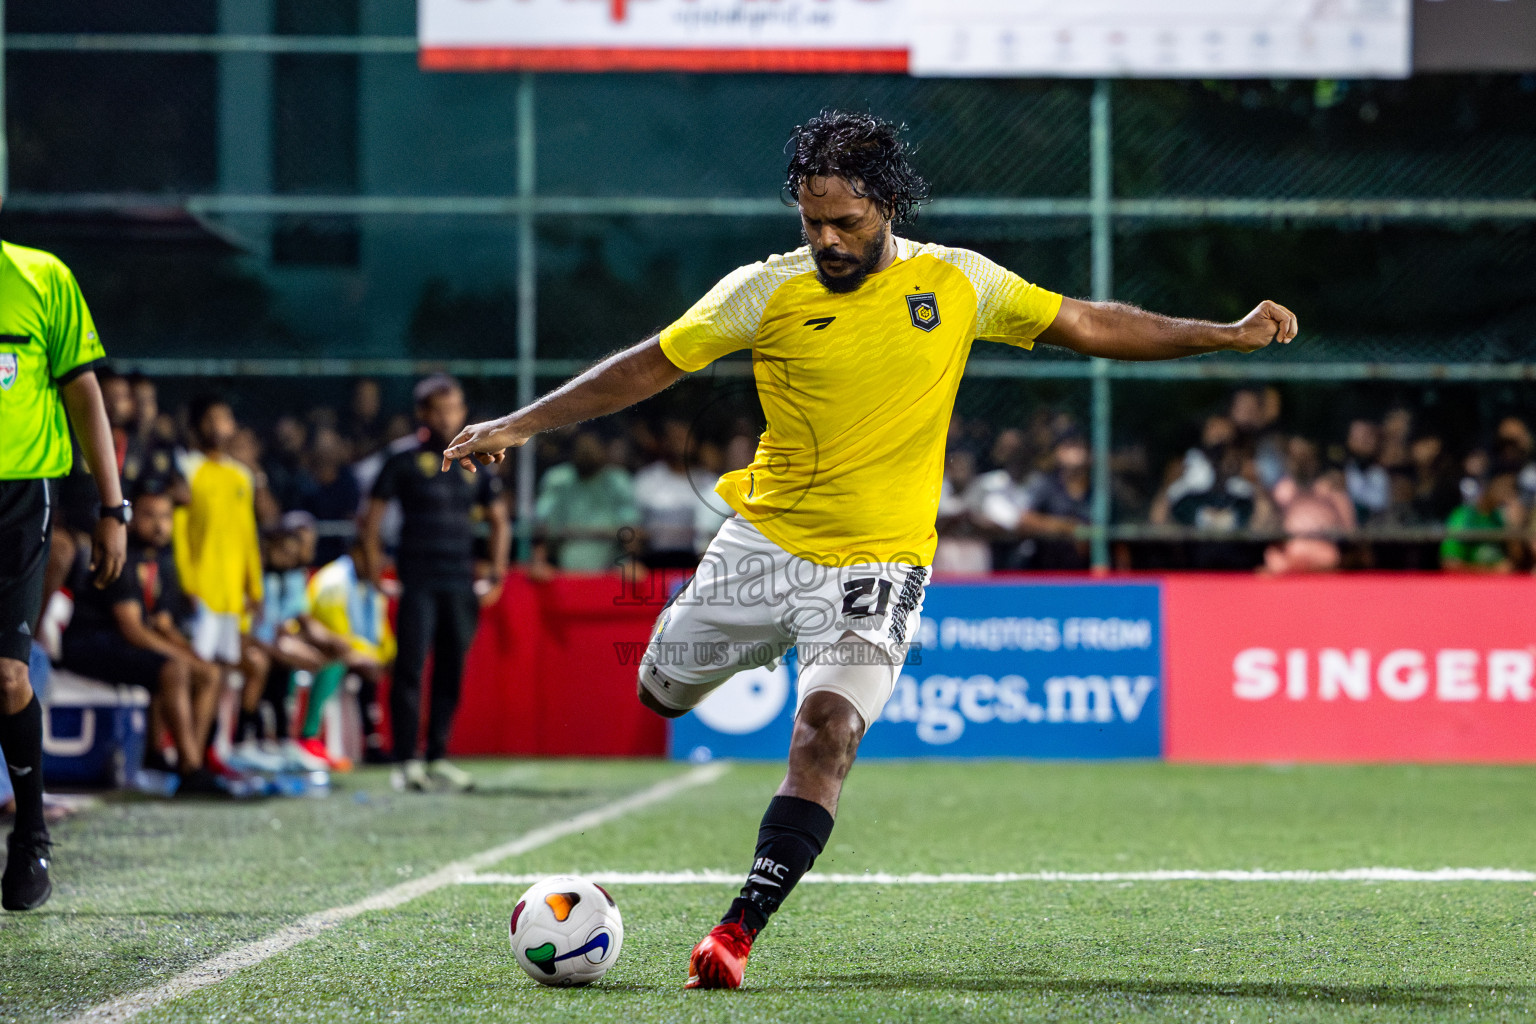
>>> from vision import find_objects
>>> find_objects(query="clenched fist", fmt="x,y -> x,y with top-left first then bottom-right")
1227,300 -> 1300,354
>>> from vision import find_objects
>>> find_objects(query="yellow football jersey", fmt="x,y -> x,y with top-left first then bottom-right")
174,450 -> 263,617
659,237 -> 1062,566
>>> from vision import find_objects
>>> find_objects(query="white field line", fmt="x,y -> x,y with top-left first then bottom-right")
458,867 -> 1536,886
65,763 -> 728,1024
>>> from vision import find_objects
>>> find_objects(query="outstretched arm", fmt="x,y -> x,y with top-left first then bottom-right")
442,337 -> 685,472
1038,297 -> 1298,361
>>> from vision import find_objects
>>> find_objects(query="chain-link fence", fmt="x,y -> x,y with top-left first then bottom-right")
6,5 -> 1536,568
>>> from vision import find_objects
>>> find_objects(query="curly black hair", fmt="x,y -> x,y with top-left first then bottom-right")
783,111 -> 931,225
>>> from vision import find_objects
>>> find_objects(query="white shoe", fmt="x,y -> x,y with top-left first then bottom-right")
391,759 -> 429,792
427,759 -> 475,793
280,740 -> 331,773
226,739 -> 287,775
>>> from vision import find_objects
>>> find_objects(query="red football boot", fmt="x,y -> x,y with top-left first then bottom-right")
685,921 -> 756,990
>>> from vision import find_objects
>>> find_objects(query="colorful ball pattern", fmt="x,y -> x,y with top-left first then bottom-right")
508,875 -> 625,987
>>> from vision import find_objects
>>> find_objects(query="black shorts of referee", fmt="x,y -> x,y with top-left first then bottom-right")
0,479 -> 52,665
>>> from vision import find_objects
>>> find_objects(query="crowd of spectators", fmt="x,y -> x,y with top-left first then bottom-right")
75,373 -> 1536,579
933,385 -> 1536,575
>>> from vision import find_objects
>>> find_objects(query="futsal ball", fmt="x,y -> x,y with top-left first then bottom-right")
508,875 -> 624,986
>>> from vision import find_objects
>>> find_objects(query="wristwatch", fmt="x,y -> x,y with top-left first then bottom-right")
100,500 -> 132,524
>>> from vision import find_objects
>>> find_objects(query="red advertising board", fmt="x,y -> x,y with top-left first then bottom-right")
450,569 -> 685,758
1164,575 -> 1536,763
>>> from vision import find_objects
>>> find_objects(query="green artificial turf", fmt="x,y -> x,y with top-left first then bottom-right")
4,761 -> 1534,1023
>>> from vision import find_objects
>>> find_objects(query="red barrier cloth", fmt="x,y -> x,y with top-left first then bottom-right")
449,570 -> 689,757
1165,574 -> 1536,763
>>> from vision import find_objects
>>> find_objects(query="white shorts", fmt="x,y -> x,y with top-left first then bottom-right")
192,607 -> 243,665
639,516 -> 928,728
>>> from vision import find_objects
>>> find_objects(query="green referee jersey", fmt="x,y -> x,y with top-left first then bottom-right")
0,241 -> 106,480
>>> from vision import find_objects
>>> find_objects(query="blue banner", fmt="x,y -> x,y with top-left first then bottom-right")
671,581 -> 1164,760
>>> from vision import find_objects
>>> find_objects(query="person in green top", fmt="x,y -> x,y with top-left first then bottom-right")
0,239 -> 127,912
1440,474 -> 1520,573
532,430 -> 639,574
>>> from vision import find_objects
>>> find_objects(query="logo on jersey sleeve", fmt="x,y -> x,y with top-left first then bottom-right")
906,293 -> 941,332
0,354 -> 17,391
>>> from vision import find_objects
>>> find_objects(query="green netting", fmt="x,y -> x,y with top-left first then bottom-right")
536,76 -> 1091,199
1115,79 -> 1536,200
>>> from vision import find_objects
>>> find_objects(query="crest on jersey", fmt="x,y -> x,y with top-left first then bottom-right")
906,293 -> 940,332
0,354 -> 16,391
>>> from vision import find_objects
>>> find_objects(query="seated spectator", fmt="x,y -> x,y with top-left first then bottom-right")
1408,430 -> 1461,522
633,418 -> 719,569
935,448 -> 990,574
1152,415 -> 1275,570
1229,387 -> 1287,490
301,427 -> 362,566
1380,407 -> 1413,472
242,529 -> 387,771
264,415 -> 316,514
1459,447 -> 1491,507
1366,469 -> 1439,570
1272,436 -> 1356,531
59,491 -> 223,795
965,428 -> 1037,570
1264,490 -> 1347,574
306,540 -> 394,765
533,430 -> 639,573
1441,474 -> 1521,573
1493,416 -> 1536,508
1018,431 -> 1092,571
128,372 -> 179,448
236,526 -> 318,771
1342,418 -> 1390,522
346,378 -> 388,459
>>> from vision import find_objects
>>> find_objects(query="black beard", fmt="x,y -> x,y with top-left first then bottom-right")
811,225 -> 888,294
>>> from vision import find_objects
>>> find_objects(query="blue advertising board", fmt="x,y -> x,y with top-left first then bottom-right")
671,581 -> 1164,760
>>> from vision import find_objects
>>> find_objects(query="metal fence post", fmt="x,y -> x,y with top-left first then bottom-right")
1089,79 -> 1113,571
0,0 -> 8,197
515,72 -> 537,562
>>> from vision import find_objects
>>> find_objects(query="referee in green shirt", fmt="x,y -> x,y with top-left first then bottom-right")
0,238 -> 126,912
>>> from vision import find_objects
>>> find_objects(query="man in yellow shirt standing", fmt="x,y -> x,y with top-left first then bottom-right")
442,111 -> 1300,988
0,239 -> 126,911
175,395 -> 268,767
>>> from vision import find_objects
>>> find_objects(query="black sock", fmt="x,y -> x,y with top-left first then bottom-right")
0,696 -> 46,836
235,708 -> 259,745
265,668 -> 293,741
722,795 -> 835,935
356,680 -> 385,751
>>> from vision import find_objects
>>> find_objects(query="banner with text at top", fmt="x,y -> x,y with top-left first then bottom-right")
419,0 -> 910,72
419,0 -> 1412,76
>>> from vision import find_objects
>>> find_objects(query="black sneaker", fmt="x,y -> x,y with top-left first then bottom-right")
2,829 -> 53,912
175,768 -> 228,797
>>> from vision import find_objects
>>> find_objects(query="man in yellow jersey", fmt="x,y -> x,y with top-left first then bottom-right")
0,238 -> 126,911
441,111 -> 1299,987
175,395 -> 268,768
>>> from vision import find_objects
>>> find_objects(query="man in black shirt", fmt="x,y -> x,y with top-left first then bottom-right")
360,376 -> 509,792
59,491 -> 223,793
